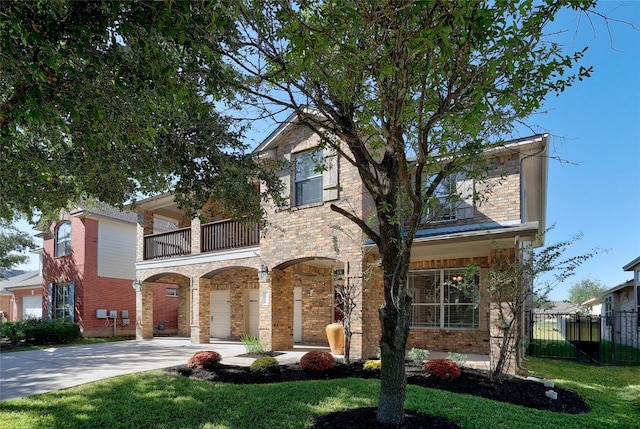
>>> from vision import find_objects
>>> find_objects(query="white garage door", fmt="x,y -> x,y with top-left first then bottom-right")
23,295 -> 42,319
210,290 -> 231,338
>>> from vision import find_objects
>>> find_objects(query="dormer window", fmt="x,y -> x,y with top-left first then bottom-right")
294,151 -> 323,206
55,221 -> 72,257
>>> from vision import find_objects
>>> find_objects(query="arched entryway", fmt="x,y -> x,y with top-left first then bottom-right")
136,272 -> 189,339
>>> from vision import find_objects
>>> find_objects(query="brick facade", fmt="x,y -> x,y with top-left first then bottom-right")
134,128 -> 548,372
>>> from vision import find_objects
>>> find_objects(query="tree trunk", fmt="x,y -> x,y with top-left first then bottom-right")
376,246 -> 411,425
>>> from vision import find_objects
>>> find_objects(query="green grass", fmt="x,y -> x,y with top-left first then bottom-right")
0,336 -> 133,354
0,357 -> 638,428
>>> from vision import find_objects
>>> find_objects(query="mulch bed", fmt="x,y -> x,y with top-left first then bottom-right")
166,360 -> 589,428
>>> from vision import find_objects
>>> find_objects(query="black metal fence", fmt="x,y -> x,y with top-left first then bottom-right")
528,311 -> 640,365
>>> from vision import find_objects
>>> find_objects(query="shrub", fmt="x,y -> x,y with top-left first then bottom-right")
250,356 -> 281,373
1,318 -> 81,344
299,350 -> 334,372
423,359 -> 461,380
241,334 -> 266,355
446,352 -> 468,367
187,351 -> 222,369
407,347 -> 430,365
363,359 -> 381,373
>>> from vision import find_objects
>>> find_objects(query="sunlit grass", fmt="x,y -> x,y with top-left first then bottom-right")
0,359 -> 639,428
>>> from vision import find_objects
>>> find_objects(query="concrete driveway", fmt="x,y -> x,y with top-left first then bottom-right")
0,338 -> 307,402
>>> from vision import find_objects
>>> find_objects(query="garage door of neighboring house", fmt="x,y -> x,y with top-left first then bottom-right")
210,290 -> 231,339
23,295 -> 42,319
293,287 -> 302,343
245,289 -> 259,338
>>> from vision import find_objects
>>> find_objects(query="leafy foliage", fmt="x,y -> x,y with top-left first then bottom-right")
423,359 -> 461,380
0,220 -> 35,276
241,334 -> 267,355
567,278 -> 607,305
407,348 -> 430,366
187,351 -> 222,370
250,356 -> 281,373
363,359 -> 382,373
1,318 -> 80,344
299,350 -> 335,372
0,1 -> 282,222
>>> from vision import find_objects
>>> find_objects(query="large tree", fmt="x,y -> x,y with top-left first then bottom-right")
216,0 -> 601,424
568,278 -> 608,305
1,1 -> 280,223
0,220 -> 35,277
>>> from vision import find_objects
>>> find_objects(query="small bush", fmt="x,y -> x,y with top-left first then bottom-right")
187,351 -> 222,369
250,356 -> 281,373
241,334 -> 266,355
407,347 -> 430,365
363,359 -> 381,373
446,352 -> 468,367
423,359 -> 461,380
299,350 -> 334,372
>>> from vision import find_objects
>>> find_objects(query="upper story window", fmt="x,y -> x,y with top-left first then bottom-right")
409,268 -> 479,329
55,221 -> 72,257
425,174 -> 458,222
294,151 -> 323,206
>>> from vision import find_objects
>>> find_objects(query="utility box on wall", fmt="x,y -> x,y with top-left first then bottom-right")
96,309 -> 107,319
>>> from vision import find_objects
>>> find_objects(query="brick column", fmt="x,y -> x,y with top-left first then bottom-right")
271,269 -> 294,351
190,217 -> 201,256
190,277 -> 211,344
135,281 -> 153,340
489,301 -> 516,375
136,210 -> 154,262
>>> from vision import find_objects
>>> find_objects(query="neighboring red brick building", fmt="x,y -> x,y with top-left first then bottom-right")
133,114 -> 549,369
41,204 -> 178,337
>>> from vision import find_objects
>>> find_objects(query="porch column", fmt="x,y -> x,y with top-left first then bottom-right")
190,217 -> 201,256
258,270 -> 273,351
190,277 -> 211,344
136,210 -> 154,262
135,281 -> 153,340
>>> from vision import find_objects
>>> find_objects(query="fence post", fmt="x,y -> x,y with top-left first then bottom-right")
610,310 -> 616,365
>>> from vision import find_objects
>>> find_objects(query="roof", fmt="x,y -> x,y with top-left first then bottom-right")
623,256 -> 640,271
582,279 -> 635,306
0,271 -> 42,292
535,301 -> 583,314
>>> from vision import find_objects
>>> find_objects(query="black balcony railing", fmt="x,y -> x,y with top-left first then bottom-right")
201,219 -> 260,253
143,228 -> 191,260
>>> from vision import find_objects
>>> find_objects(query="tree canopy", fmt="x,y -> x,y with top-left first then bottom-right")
568,278 -> 608,304
0,220 -> 35,277
1,0 -> 281,222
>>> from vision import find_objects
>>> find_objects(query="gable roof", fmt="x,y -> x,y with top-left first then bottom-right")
623,256 -> 640,271
0,271 -> 42,292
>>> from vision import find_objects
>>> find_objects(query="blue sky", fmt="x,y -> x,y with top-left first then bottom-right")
12,2 -> 640,301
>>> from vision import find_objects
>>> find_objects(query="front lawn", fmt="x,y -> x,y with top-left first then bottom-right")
0,357 -> 638,428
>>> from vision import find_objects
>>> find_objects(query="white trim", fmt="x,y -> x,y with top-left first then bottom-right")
135,246 -> 260,270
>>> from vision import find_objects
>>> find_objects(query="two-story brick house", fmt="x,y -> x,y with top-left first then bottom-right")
133,113 -> 549,364
41,203 -> 178,337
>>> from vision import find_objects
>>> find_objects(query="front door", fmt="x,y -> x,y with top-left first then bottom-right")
245,289 -> 259,337
210,290 -> 231,338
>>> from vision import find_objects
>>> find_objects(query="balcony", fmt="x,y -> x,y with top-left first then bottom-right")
143,219 -> 259,261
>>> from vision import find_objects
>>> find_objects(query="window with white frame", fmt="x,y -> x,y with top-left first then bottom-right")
409,268 -> 479,329
425,174 -> 457,222
53,282 -> 72,320
294,151 -> 323,206
604,295 -> 613,326
166,288 -> 178,297
55,221 -> 72,257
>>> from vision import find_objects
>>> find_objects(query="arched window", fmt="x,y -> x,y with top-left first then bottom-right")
55,221 -> 72,257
